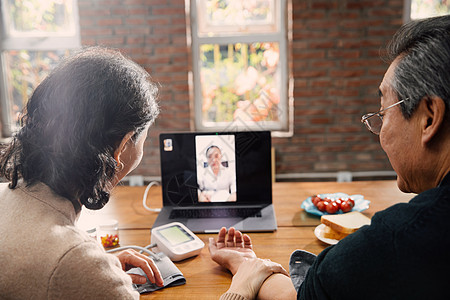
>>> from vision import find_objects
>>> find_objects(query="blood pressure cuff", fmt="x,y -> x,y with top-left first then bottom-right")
289,249 -> 317,291
127,252 -> 186,293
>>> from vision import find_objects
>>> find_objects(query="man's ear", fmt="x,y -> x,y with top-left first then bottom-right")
420,96 -> 446,145
114,131 -> 135,165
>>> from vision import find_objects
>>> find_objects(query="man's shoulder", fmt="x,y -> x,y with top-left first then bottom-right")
373,183 -> 450,225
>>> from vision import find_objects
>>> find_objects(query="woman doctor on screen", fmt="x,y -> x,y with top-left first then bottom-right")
0,47 -> 163,299
198,145 -> 237,202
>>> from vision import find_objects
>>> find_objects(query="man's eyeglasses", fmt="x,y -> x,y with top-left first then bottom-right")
361,98 -> 408,135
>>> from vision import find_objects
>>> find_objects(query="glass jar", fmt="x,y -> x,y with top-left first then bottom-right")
97,219 -> 120,248
86,227 -> 97,240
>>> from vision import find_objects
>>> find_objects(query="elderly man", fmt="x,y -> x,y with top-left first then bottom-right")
208,15 -> 450,300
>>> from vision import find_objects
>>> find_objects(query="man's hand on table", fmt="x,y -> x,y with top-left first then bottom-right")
208,227 -> 257,275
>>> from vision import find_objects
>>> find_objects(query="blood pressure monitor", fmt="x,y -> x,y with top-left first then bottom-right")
151,222 -> 204,261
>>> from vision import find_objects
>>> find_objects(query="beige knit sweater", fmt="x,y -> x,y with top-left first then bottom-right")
220,292 -> 247,300
0,181 -> 139,299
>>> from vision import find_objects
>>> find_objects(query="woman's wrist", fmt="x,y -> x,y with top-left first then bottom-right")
227,257 -> 249,275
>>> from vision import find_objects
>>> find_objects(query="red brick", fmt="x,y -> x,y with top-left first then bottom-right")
343,59 -> 382,68
310,117 -> 333,124
310,60 -> 336,69
293,51 -> 326,60
153,7 -> 185,15
154,47 -> 188,55
329,125 -> 361,133
337,39 -> 384,49
96,36 -> 125,45
347,1 -> 386,9
125,18 -> 146,25
80,28 -> 113,36
311,2 -> 339,9
145,36 -> 171,45
79,9 -> 111,17
311,80 -> 333,87
293,31 -> 327,39
328,89 -> 359,97
293,89 -> 325,97
293,11 -> 326,19
329,12 -> 360,19
97,18 -> 123,26
329,69 -> 365,78
295,108 -> 327,116
342,19 -> 385,29
126,36 -> 145,45
294,70 -> 327,78
308,41 -> 336,49
328,50 -> 361,59
146,18 -> 171,26
307,20 -> 339,30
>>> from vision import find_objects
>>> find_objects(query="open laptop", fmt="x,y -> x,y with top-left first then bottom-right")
152,131 -> 277,233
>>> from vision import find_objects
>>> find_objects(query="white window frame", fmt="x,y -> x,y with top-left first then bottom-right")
403,0 -> 412,22
0,0 -> 81,137
187,0 -> 293,136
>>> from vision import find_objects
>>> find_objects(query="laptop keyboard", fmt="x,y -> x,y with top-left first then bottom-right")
169,208 -> 262,219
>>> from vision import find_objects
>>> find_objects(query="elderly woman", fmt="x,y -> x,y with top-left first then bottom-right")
0,47 -> 162,299
209,15 -> 450,300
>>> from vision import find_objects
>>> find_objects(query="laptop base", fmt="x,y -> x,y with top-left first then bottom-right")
152,205 -> 277,233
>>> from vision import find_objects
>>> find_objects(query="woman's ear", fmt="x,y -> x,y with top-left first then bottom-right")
420,96 -> 446,145
114,131 -> 135,166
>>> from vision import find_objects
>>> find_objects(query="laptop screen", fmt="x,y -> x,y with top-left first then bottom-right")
159,131 -> 272,207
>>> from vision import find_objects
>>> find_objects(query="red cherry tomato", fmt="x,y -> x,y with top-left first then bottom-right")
347,199 -> 355,208
312,195 -> 322,206
326,201 -> 339,214
316,200 -> 327,212
334,198 -> 342,208
340,200 -> 352,213
324,197 -> 333,203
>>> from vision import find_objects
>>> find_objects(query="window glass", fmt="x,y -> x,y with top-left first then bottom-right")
198,0 -> 278,35
0,0 -> 79,136
4,0 -> 76,36
410,0 -> 450,19
2,50 -> 71,127
200,42 -> 280,124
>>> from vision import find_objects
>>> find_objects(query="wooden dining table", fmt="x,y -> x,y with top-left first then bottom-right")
78,180 -> 414,300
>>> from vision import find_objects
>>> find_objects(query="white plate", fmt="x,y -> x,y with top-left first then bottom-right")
314,224 -> 339,245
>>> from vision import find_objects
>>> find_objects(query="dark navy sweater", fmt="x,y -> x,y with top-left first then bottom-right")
298,173 -> 450,300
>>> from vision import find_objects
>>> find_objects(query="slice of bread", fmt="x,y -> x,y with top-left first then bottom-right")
322,225 -> 349,240
321,211 -> 371,235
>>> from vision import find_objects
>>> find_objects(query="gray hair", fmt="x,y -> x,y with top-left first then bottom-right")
386,15 -> 450,120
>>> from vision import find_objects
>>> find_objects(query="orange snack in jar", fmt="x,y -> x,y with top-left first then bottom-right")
97,219 -> 120,248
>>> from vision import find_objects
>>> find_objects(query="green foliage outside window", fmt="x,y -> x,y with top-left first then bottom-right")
4,50 -> 70,125
7,0 -> 73,33
411,0 -> 450,19
200,42 -> 281,124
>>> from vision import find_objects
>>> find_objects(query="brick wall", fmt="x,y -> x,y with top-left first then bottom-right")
78,0 -> 404,179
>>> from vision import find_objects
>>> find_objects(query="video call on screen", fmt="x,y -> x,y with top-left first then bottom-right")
160,131 -> 272,206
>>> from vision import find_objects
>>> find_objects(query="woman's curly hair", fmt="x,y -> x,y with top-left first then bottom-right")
0,47 -> 159,211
